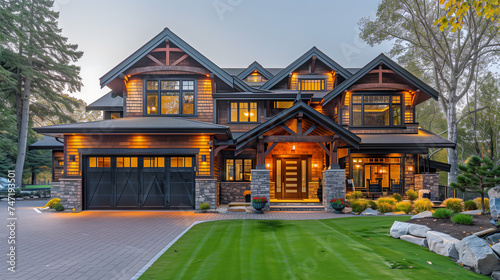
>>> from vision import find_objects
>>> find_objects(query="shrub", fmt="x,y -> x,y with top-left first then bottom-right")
45,198 -> 61,209
432,208 -> 454,219
396,201 -> 413,214
414,198 -> 433,213
351,199 -> 369,213
377,197 -> 397,206
443,198 -> 463,213
53,203 -> 64,211
199,203 -> 211,211
474,197 -> 490,212
346,191 -> 364,200
406,189 -> 418,202
393,193 -> 403,202
378,202 -> 395,213
464,200 -> 478,211
368,200 -> 378,210
452,214 -> 473,225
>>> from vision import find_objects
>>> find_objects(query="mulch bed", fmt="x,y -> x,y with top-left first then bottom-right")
406,214 -> 497,240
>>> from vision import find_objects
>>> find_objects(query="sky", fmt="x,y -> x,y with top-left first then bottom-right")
55,0 -> 391,104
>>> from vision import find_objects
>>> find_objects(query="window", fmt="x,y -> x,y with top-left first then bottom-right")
116,157 -> 138,168
171,157 -> 193,168
299,79 -> 325,91
110,112 -> 122,119
351,94 -> 402,127
273,101 -> 293,109
225,159 -> 252,181
143,157 -> 165,168
89,157 -> 111,168
352,157 -> 402,190
230,102 -> 258,122
246,73 -> 267,83
145,79 -> 195,115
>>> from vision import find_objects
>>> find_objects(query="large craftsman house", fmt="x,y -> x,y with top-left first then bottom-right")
32,28 -> 455,211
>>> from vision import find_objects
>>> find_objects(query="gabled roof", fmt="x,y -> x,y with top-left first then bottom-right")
236,61 -> 274,80
86,91 -> 123,111
99,28 -> 256,92
28,136 -> 63,151
236,101 -> 361,153
260,47 -> 353,90
322,53 -> 440,105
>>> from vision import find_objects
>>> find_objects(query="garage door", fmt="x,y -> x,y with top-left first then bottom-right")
84,156 -> 195,210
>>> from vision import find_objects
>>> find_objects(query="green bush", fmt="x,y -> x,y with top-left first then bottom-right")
396,201 -> 413,214
368,200 -> 378,210
45,198 -> 61,209
351,199 -> 369,213
199,202 -> 211,211
53,203 -> 64,211
346,191 -> 364,200
443,198 -> 463,213
392,193 -> 403,202
432,208 -> 454,219
378,202 -> 395,213
452,214 -> 473,225
464,200 -> 478,211
377,197 -> 396,206
474,197 -> 489,212
406,189 -> 418,202
414,198 -> 433,213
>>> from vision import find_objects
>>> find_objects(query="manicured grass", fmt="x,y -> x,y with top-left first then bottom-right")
139,216 -> 486,280
23,185 -> 50,189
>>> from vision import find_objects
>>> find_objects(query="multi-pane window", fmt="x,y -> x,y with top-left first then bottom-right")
170,157 -> 193,168
145,80 -> 195,115
116,157 -> 138,168
225,159 -> 252,181
89,157 -> 111,168
351,94 -> 402,127
143,157 -> 165,168
299,79 -> 325,91
230,102 -> 258,122
246,73 -> 267,83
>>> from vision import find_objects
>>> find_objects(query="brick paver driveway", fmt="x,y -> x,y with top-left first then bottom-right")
0,200 -> 350,280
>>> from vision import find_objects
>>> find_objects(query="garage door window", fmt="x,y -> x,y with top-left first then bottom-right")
89,157 -> 111,168
116,157 -> 138,168
144,157 -> 165,168
171,157 -> 192,168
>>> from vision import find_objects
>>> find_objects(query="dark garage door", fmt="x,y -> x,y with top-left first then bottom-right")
84,156 -> 194,210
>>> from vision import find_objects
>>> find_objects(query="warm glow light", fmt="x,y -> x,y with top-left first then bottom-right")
229,177 -> 233,180
408,166 -> 413,171
355,165 -> 361,168
292,145 -> 296,150
313,163 -> 318,168
266,163 -> 270,168
353,159 -> 357,163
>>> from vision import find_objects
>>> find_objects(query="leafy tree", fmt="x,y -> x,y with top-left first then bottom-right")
359,0 -> 500,187
451,156 -> 500,213
436,0 -> 500,30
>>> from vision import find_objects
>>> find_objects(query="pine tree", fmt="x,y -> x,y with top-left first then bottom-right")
451,156 -> 500,214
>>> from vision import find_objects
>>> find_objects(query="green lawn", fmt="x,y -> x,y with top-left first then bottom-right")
22,185 -> 50,189
139,216 -> 486,280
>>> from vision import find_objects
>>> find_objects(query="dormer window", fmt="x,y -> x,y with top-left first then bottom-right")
298,78 -> 325,91
145,79 -> 195,115
246,72 -> 267,83
351,94 -> 402,127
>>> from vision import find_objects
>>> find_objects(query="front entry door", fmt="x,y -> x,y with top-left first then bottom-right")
283,158 -> 301,198
275,157 -> 309,199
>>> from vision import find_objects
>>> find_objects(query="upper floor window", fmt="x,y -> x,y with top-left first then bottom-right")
145,79 -> 195,115
351,94 -> 402,127
299,79 -> 325,91
230,102 -> 258,122
246,73 -> 267,83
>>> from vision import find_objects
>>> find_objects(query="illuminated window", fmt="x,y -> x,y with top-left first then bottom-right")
273,101 -> 293,109
246,73 -> 267,83
88,157 -> 111,168
299,79 -> 325,91
230,102 -> 258,122
225,159 -> 252,181
116,157 -> 138,168
58,160 -> 64,166
143,157 -> 165,168
170,157 -> 193,168
351,94 -> 402,127
110,112 -> 122,119
145,79 -> 195,115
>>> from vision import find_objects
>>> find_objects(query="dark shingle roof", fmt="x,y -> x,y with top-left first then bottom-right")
358,129 -> 455,148
28,136 -> 63,150
86,91 -> 123,111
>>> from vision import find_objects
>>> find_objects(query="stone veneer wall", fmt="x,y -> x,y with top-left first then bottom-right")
250,169 -> 270,211
51,178 -> 82,211
322,169 -> 346,211
220,182 -> 250,204
414,173 -> 440,200
195,178 -> 216,209
308,181 -> 320,200
404,154 -> 416,192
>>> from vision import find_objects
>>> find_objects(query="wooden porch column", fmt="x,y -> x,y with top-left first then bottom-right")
329,137 -> 340,169
256,136 -> 266,169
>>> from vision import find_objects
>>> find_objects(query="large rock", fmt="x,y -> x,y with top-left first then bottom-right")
489,187 -> 500,221
492,270 -> 500,280
455,235 -> 500,275
400,234 -> 428,247
411,211 -> 433,219
426,231 -> 460,259
361,208 -> 379,216
486,233 -> 500,245
408,224 -> 430,238
390,221 -> 410,238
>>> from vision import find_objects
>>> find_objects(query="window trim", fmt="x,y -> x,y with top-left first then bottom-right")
228,101 -> 259,123
350,93 -> 403,127
143,78 -> 197,116
224,158 -> 253,182
298,78 -> 326,91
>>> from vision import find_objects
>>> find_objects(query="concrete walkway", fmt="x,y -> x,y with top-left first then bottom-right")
0,200 -> 352,280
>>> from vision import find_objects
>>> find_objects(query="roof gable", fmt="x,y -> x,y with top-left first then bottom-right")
100,28 -> 255,92
236,61 -> 274,80
86,91 -> 123,111
260,47 -> 352,90
322,53 -> 439,105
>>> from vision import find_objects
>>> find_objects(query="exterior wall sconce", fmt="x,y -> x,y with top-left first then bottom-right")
69,155 -> 75,161
292,144 -> 296,150
407,166 -> 413,171
313,163 -> 318,168
266,163 -> 270,168
201,155 -> 207,162
208,141 -> 212,153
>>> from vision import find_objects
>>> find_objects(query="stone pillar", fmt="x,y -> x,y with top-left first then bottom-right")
195,178 -> 217,209
250,168 -> 270,211
322,169 -> 345,212
414,173 -> 440,200
57,178 -> 82,212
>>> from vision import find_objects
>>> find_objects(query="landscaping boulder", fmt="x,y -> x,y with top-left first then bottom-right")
426,231 -> 460,259
455,235 -> 500,275
492,270 -> 500,280
408,224 -> 430,238
461,210 -> 482,215
390,221 -> 410,238
486,233 -> 500,245
411,211 -> 433,219
489,187 -> 500,222
490,243 -> 500,256
400,234 -> 428,247
361,208 -> 379,216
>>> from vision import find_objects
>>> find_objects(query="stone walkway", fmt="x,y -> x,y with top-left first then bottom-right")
0,200 -> 353,280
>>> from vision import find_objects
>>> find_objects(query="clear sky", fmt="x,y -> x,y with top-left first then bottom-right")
55,0 -> 391,104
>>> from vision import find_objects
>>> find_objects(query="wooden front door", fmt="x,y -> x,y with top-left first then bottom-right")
275,157 -> 308,199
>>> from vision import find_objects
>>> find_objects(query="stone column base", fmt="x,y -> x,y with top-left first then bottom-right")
195,178 -> 217,209
55,178 -> 82,212
322,169 -> 346,212
251,169 -> 270,211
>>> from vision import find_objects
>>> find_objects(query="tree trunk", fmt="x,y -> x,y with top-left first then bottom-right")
446,98 -> 458,186
481,191 -> 485,215
15,76 -> 30,186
